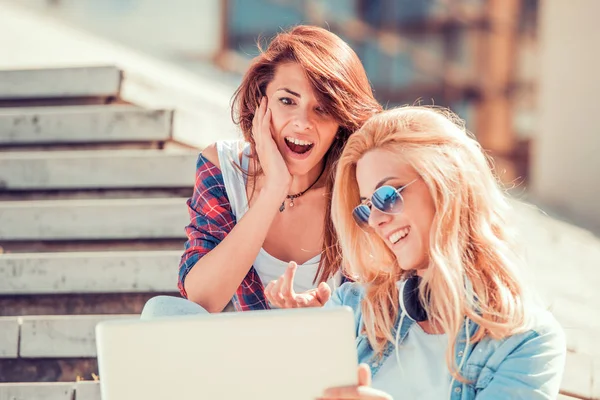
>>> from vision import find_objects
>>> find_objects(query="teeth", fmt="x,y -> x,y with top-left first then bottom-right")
389,228 -> 410,244
285,137 -> 313,146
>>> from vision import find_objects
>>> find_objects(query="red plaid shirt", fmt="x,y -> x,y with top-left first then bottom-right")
178,154 -> 270,311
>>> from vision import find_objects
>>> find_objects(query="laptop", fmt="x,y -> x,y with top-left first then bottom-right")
96,306 -> 358,400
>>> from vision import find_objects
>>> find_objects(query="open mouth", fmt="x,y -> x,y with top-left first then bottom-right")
389,226 -> 410,245
285,137 -> 314,155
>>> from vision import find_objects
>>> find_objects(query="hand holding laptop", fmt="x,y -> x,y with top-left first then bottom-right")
318,363 -> 393,400
265,261 -> 332,308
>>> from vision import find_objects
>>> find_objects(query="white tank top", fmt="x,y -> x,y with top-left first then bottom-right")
216,140 -> 341,293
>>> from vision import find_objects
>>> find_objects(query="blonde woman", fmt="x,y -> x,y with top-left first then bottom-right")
266,107 -> 566,399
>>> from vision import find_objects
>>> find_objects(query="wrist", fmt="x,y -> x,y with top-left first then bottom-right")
262,181 -> 290,202
255,187 -> 287,211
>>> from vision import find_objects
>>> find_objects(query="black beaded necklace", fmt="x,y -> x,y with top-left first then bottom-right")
279,165 -> 326,212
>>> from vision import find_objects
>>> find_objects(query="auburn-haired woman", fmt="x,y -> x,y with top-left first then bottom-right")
142,25 -> 381,316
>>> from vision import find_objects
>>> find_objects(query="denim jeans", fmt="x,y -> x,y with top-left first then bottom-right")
140,296 -> 209,319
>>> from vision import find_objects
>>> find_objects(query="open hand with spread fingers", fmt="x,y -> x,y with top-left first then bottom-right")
265,261 -> 332,308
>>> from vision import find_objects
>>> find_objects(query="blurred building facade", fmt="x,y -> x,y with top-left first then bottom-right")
217,0 -> 538,183
532,0 -> 600,233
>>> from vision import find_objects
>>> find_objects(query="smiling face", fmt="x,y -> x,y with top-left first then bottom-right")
264,63 -> 340,176
355,148 -> 436,273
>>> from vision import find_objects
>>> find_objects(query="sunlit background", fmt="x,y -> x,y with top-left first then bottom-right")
8,0 -> 596,233
9,1 -> 536,173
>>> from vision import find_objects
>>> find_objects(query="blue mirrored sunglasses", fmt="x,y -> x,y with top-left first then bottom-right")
352,179 -> 418,230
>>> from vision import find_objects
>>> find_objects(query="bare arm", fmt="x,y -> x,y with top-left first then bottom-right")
184,98 -> 291,312
184,145 -> 283,311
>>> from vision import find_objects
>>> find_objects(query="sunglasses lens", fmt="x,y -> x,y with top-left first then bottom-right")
372,186 -> 402,213
352,204 -> 371,228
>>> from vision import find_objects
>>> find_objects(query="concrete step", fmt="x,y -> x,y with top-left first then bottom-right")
554,298 -> 600,359
0,150 -> 197,190
0,105 -> 172,145
510,201 -> 600,361
0,238 -> 184,254
0,66 -> 121,101
0,382 -> 75,400
0,358 -> 98,383
560,352 -> 600,400
0,188 -> 192,202
557,394 -> 587,400
0,292 -> 170,318
0,251 -> 180,294
0,314 -> 135,359
72,381 -> 100,400
0,377 -> 583,400
0,317 -> 19,357
20,314 -> 136,358
0,197 -> 189,241
0,381 -> 100,400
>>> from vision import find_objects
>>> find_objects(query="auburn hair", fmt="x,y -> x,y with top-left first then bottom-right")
232,25 -> 382,282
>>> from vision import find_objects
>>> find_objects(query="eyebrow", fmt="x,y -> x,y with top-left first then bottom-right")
359,176 -> 397,200
278,87 -> 301,97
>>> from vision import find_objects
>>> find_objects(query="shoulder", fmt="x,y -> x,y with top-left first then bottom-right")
465,307 -> 566,397
525,307 -> 566,345
200,142 -> 220,169
503,307 -> 566,364
192,143 -> 227,195
325,282 -> 366,335
326,282 -> 365,310
474,307 -> 566,369
201,140 -> 251,172
497,307 -> 565,353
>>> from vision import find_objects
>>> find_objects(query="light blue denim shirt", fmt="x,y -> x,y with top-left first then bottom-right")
326,282 -> 566,399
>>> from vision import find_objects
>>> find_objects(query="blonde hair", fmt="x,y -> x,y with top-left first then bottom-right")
332,106 -> 531,381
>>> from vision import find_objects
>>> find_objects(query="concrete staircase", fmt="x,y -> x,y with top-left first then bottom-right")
0,66 -> 195,399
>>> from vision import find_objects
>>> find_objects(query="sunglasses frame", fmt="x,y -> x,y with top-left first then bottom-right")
353,178 -> 418,230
